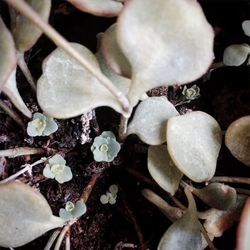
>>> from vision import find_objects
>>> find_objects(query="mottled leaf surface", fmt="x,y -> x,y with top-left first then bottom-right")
0,181 -> 64,247
117,0 -> 214,106
128,97 -> 179,145
148,145 -> 182,195
37,43 -> 123,118
167,111 -> 222,182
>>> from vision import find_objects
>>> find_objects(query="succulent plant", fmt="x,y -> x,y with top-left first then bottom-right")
43,155 -> 72,184
182,84 -> 200,100
91,131 -> 121,162
27,112 -> 58,137
59,200 -> 87,221
100,184 -> 119,205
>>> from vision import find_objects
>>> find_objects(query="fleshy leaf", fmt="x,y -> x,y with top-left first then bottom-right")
0,181 -> 64,247
202,195 -> 247,237
71,201 -> 87,218
167,111 -> 222,182
148,145 -> 183,195
2,69 -> 32,118
117,0 -> 214,106
192,183 -> 237,210
223,44 -> 250,66
67,0 -> 123,17
242,20 -> 250,37
158,188 -> 202,250
128,97 -> 179,145
236,198 -> 250,250
101,24 -> 131,77
10,0 -> 52,52
0,17 -> 16,89
37,43 -> 124,119
225,116 -> 250,167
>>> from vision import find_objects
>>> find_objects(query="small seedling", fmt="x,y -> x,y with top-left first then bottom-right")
182,84 -> 200,100
59,200 -> 87,221
43,154 -> 72,184
91,131 -> 121,162
100,184 -> 119,205
27,112 -> 58,137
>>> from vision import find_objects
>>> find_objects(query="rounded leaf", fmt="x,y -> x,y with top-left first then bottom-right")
0,181 -> 64,247
11,0 -> 51,52
242,20 -> 250,37
0,17 -> 16,89
167,111 -> 222,182
117,0 -> 214,106
37,43 -> 123,118
101,24 -> 131,77
67,0 -> 123,17
148,145 -> 183,195
223,44 -> 250,66
128,97 -> 179,145
225,116 -> 250,167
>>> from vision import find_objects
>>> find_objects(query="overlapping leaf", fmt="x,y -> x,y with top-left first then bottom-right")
225,116 -> 250,167
128,97 -> 179,145
0,181 -> 64,247
67,0 -> 123,17
117,0 -> 214,106
37,43 -> 124,119
0,17 -> 16,89
148,145 -> 183,195
158,188 -> 202,250
167,111 -> 222,182
10,0 -> 51,52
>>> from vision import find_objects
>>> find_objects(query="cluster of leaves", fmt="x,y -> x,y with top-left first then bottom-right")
0,0 -> 249,249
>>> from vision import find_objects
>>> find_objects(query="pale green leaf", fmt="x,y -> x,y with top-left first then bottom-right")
0,181 -> 64,247
67,0 -> 123,17
148,145 -> 183,195
117,0 -> 214,106
167,111 -> 222,182
37,43 -> 123,119
225,116 -> 250,167
128,97 -> 179,145
242,20 -> 250,37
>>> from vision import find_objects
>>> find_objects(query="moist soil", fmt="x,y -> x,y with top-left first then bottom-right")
0,1 -> 250,250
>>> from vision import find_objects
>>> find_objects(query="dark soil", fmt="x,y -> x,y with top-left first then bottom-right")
0,1 -> 249,250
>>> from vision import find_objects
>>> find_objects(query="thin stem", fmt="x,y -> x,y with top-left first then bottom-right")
235,188 -> 250,196
65,230 -> 70,250
210,61 -> 224,70
54,220 -> 75,250
91,110 -> 101,135
44,230 -> 60,250
0,147 -> 44,158
0,157 -> 47,184
80,174 -> 99,203
4,0 -> 131,117
142,189 -> 184,222
118,115 -> 129,141
17,52 -> 36,91
198,221 -> 217,250
0,99 -> 25,129
209,176 -> 250,185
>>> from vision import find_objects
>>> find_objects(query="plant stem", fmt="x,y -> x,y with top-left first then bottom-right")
209,176 -> 250,185
235,188 -> 250,196
80,174 -> 99,203
17,52 -> 36,91
0,99 -> 25,129
198,221 -> 217,250
142,189 -> 184,222
4,0 -> 131,117
0,157 -> 47,184
118,115 -> 129,141
0,147 -> 44,158
65,230 -> 70,250
91,110 -> 101,135
44,230 -> 60,250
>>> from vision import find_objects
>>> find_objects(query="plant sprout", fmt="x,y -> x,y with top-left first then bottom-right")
43,154 -> 72,184
27,112 -> 58,137
100,184 -> 119,205
91,131 -> 121,162
182,84 -> 200,100
59,200 -> 87,221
